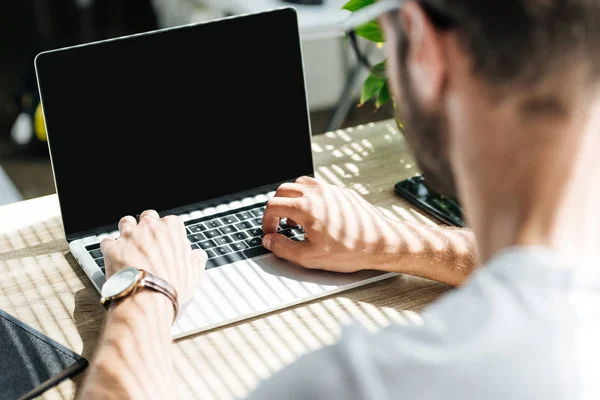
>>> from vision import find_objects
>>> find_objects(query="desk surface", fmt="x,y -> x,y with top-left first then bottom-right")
0,119 -> 450,400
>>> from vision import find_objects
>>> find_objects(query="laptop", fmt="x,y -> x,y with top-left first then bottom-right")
35,8 -> 395,339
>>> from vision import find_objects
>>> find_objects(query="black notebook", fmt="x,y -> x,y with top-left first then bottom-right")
0,308 -> 88,400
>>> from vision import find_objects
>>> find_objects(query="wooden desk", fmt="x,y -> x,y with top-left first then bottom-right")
0,120 -> 450,400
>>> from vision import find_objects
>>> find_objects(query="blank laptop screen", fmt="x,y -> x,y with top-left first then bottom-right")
35,8 -> 313,238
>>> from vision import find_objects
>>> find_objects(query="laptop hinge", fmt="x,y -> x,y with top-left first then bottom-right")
65,179 -> 303,243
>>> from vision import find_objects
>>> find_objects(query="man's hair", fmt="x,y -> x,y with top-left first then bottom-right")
421,0 -> 600,89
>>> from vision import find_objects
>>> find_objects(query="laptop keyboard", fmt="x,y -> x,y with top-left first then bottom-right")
85,203 -> 304,275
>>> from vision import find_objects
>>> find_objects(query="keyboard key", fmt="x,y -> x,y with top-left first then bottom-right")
215,236 -> 233,246
205,220 -> 222,229
188,233 -> 206,243
251,207 -> 265,217
185,218 -> 207,229
246,237 -> 262,248
235,221 -> 253,230
188,224 -> 205,233
230,241 -> 249,252
205,245 -> 270,269
251,218 -> 262,226
248,227 -> 264,237
206,249 -> 216,259
243,245 -> 270,258
230,232 -> 248,241
95,258 -> 105,267
215,246 -> 233,256
191,243 -> 200,250
90,249 -> 103,259
100,267 -> 106,275
86,243 -> 101,251
219,225 -> 237,235
280,229 -> 296,238
220,216 -> 238,225
198,240 -> 217,250
204,229 -> 220,239
206,251 -> 245,269
236,211 -> 252,221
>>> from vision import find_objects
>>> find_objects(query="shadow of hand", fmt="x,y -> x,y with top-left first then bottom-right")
71,274 -> 105,394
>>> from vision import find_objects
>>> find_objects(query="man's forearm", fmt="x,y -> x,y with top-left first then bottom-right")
77,291 -> 175,400
374,220 -> 477,286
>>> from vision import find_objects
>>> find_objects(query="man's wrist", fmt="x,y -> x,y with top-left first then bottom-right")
371,220 -> 475,286
366,219 -> 419,272
108,289 -> 175,329
85,285 -> 176,400
103,266 -> 179,325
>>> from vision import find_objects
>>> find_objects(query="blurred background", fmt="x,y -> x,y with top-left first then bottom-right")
0,0 -> 393,205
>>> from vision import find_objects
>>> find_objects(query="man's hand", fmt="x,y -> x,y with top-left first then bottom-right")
78,210 -> 206,400
262,176 -> 475,285
262,176 -> 400,273
100,210 -> 206,304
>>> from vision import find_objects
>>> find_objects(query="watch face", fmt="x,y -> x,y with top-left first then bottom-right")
101,267 -> 139,298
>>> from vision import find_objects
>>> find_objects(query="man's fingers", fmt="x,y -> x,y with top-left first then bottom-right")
100,236 -> 115,256
263,197 -> 306,234
118,215 -> 137,236
139,209 -> 160,222
271,183 -> 308,231
295,176 -> 319,185
274,182 -> 306,199
193,248 -> 208,266
262,234 -> 309,265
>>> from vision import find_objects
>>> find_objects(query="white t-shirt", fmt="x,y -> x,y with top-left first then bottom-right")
246,247 -> 600,400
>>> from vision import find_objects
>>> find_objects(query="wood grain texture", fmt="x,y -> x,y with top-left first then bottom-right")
0,120 -> 451,400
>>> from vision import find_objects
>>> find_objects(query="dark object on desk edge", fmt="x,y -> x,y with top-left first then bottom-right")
281,0 -> 324,4
0,308 -> 88,400
394,176 -> 465,227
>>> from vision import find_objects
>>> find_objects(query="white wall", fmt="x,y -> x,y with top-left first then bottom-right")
150,0 -> 370,112
302,37 -> 349,111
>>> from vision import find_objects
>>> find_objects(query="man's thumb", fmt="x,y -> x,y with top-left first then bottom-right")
262,233 -> 305,263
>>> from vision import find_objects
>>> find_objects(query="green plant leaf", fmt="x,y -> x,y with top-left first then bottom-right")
376,81 -> 391,109
342,0 -> 375,12
354,21 -> 384,43
360,61 -> 389,107
361,74 -> 386,105
372,60 -> 386,73
354,21 -> 385,43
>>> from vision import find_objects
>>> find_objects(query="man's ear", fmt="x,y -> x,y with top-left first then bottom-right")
400,2 -> 448,107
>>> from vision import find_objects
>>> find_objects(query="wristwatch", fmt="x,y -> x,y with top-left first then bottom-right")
100,267 -> 179,324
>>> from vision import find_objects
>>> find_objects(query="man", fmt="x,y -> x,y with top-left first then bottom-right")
77,0 -> 600,398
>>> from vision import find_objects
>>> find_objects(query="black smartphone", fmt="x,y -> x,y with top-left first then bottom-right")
394,176 -> 464,227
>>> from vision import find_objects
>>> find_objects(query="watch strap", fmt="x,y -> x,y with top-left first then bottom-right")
101,269 -> 180,324
139,270 -> 180,323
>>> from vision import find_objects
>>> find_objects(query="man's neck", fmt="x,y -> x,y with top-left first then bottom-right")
455,92 -> 600,266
